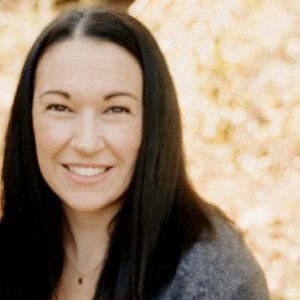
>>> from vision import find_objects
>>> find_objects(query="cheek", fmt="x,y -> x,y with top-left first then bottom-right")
33,118 -> 70,157
108,122 -> 142,161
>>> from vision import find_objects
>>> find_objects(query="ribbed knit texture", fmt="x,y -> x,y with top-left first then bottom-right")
155,215 -> 270,300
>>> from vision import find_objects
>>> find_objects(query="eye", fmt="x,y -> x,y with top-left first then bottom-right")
106,106 -> 130,114
46,104 -> 72,112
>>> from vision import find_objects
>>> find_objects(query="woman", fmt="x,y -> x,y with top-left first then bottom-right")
0,6 -> 270,300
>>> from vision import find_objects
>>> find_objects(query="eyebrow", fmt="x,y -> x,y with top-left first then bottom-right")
103,92 -> 140,102
39,90 -> 70,99
38,90 -> 139,101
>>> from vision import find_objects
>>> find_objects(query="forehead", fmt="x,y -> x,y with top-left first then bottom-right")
34,37 -> 143,93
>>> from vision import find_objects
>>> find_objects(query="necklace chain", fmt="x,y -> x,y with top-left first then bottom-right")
65,252 -> 103,284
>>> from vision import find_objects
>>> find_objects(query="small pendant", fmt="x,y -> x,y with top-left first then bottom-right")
78,277 -> 83,284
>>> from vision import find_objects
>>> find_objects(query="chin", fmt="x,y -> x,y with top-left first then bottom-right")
61,194 -> 122,214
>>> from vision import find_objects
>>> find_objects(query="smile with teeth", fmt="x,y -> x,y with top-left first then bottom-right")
67,166 -> 108,177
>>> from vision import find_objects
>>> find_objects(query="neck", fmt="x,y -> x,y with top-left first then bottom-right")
62,201 -> 120,272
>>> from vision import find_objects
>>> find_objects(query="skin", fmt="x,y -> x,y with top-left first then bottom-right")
32,38 -> 143,298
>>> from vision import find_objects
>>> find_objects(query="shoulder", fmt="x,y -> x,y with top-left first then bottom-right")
156,213 -> 270,300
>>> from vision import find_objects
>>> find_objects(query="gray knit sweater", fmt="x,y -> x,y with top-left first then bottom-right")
155,216 -> 270,300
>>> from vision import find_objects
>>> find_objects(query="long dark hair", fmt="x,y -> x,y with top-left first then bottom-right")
0,7 -> 214,300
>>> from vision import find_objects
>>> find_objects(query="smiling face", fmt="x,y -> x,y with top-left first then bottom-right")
32,38 -> 143,214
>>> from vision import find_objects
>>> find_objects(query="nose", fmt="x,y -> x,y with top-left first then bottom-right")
70,113 -> 104,155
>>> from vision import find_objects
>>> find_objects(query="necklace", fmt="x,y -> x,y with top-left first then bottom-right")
65,252 -> 103,285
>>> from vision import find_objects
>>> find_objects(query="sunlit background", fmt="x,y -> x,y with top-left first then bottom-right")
1,0 -> 299,299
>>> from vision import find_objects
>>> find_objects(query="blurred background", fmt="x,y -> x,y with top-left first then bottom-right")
0,0 -> 299,299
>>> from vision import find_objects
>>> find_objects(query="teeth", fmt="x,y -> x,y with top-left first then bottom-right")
68,166 -> 106,176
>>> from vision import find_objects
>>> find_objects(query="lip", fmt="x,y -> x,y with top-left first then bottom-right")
62,163 -> 113,185
63,163 -> 111,168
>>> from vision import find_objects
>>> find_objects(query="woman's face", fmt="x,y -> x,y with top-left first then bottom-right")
32,38 -> 143,214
